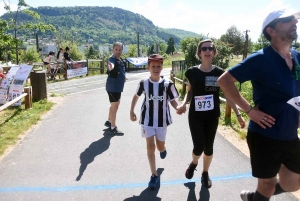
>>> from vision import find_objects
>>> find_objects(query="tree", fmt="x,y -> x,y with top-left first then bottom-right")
84,46 -> 99,59
3,0 -> 56,64
20,46 -> 40,63
166,37 -> 175,55
252,34 -> 270,52
212,39 -> 232,70
0,19 -> 14,62
180,37 -> 204,67
220,25 -> 244,56
125,44 -> 138,57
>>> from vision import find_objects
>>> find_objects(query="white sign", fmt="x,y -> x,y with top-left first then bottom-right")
0,66 -> 19,104
287,96 -> 300,111
8,64 -> 33,106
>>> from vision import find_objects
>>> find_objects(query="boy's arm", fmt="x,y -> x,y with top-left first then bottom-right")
130,94 -> 139,121
170,99 -> 178,110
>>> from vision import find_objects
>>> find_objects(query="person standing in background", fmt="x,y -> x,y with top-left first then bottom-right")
104,42 -> 126,135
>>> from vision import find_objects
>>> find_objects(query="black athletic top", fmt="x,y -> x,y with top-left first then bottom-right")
185,66 -> 224,119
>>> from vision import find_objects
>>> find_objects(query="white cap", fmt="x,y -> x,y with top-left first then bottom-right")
262,9 -> 300,32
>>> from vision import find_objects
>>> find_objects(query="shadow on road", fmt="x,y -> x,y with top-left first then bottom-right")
76,131 -> 113,181
123,168 -> 164,201
184,182 -> 210,201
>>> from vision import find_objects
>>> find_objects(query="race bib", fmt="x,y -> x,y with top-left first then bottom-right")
287,96 -> 300,111
194,95 -> 214,111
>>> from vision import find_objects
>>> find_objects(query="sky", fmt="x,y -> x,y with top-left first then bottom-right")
0,0 -> 299,42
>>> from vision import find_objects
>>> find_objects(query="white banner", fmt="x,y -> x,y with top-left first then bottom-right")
8,64 -> 33,106
126,57 -> 148,67
0,66 -> 19,104
66,61 -> 88,79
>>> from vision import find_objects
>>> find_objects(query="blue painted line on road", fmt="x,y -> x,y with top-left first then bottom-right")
0,173 -> 252,193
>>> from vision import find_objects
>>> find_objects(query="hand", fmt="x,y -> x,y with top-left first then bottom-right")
176,104 -> 186,115
247,106 -> 275,129
130,111 -> 137,122
237,115 -> 246,129
108,61 -> 114,71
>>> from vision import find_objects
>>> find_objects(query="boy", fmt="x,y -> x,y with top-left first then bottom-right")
130,54 -> 181,189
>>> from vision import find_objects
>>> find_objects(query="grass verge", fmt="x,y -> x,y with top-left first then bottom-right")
0,99 -> 54,156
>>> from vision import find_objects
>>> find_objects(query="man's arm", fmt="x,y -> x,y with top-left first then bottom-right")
217,72 -> 251,113
218,72 -> 275,129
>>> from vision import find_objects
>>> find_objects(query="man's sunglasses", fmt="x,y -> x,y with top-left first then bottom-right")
200,47 -> 214,51
269,16 -> 295,27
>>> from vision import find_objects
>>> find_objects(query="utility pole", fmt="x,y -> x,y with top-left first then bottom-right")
242,30 -> 250,60
35,32 -> 39,53
137,32 -> 140,57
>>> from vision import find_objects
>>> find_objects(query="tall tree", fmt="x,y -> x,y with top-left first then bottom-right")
166,37 -> 175,55
3,0 -> 56,64
0,19 -> 14,62
220,25 -> 244,56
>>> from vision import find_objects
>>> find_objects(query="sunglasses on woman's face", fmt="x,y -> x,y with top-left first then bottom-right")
201,47 -> 214,51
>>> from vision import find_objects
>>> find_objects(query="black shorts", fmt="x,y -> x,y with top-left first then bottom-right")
247,131 -> 300,178
107,91 -> 121,102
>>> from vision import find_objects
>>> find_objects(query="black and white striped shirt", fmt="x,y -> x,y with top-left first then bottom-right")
136,78 -> 179,128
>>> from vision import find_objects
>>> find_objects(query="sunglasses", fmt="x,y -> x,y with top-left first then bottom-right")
269,16 -> 295,28
200,47 -> 214,51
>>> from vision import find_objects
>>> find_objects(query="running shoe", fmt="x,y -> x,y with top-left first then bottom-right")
185,162 -> 197,179
148,174 -> 159,190
160,150 -> 167,159
109,127 -> 123,135
240,190 -> 254,201
201,171 -> 212,188
104,121 -> 111,128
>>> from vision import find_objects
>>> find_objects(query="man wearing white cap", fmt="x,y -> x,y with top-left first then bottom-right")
217,9 -> 300,201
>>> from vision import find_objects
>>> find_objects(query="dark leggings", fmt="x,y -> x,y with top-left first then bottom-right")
188,117 -> 219,156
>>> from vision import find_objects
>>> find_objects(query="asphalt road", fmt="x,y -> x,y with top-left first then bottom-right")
0,69 -> 297,201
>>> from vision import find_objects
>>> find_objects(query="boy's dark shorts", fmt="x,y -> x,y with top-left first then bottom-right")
107,91 -> 121,103
247,131 -> 300,178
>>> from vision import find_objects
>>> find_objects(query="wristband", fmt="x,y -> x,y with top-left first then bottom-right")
245,106 -> 253,114
236,113 -> 242,117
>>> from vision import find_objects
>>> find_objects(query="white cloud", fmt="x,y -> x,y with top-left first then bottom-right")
132,0 -> 299,42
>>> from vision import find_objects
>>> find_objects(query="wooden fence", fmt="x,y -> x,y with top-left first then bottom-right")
0,87 -> 32,112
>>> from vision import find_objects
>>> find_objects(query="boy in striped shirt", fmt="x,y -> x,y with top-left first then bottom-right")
130,54 -> 181,190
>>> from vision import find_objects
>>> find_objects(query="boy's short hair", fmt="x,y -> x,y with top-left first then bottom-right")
148,54 -> 163,64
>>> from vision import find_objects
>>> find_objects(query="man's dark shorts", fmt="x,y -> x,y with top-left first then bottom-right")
107,91 -> 121,103
247,131 -> 300,178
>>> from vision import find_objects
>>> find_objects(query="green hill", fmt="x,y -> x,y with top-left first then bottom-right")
1,6 -> 202,46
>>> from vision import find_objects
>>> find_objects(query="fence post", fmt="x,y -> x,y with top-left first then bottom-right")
24,86 -> 32,109
100,60 -> 104,74
170,70 -> 175,82
86,59 -> 89,76
225,102 -> 232,119
30,71 -> 47,101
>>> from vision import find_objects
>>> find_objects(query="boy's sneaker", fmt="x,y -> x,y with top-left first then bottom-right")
185,162 -> 197,179
240,190 -> 254,201
104,121 -> 111,128
148,174 -> 159,190
109,127 -> 123,135
160,150 -> 167,159
201,171 -> 212,188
